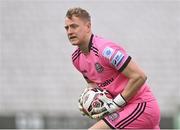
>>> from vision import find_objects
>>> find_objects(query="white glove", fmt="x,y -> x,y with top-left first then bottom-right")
78,101 -> 87,116
91,94 -> 126,119
78,88 -> 90,117
78,87 -> 109,118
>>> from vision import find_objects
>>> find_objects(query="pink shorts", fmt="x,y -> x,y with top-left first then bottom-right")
103,100 -> 160,129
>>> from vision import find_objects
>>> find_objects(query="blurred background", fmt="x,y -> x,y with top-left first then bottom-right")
0,0 -> 180,129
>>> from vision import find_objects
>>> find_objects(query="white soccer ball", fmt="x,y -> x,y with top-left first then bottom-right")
81,87 -> 111,116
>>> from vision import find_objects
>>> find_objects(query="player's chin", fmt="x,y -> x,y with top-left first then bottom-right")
70,41 -> 80,46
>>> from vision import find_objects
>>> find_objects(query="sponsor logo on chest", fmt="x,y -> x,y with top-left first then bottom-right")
98,77 -> 114,88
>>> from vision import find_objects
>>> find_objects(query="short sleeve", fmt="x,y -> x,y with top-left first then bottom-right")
101,44 -> 131,72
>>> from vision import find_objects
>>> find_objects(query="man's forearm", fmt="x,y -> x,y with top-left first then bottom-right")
121,73 -> 147,102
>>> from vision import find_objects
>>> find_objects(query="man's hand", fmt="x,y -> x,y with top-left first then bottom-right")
78,101 -> 92,117
91,94 -> 126,119
78,88 -> 90,117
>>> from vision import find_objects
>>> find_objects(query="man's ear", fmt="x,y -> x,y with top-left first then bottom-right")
86,22 -> 91,33
87,21 -> 91,28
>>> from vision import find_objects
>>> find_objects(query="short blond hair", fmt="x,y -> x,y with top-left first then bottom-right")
66,7 -> 91,22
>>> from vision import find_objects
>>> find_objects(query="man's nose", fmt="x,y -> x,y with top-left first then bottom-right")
67,28 -> 73,35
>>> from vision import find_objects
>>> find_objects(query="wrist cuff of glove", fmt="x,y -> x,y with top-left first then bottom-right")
113,94 -> 127,107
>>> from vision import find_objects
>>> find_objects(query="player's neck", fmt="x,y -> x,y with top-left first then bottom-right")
79,33 -> 92,55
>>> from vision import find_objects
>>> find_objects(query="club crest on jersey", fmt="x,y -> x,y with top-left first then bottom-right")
95,62 -> 104,73
111,51 -> 124,67
103,47 -> 114,59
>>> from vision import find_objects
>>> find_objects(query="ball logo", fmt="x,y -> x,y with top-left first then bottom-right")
95,62 -> 104,73
92,100 -> 101,108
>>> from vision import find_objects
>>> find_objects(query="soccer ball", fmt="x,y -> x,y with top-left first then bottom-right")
81,87 -> 111,116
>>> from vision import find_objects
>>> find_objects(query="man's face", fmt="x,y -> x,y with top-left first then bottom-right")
64,16 -> 90,46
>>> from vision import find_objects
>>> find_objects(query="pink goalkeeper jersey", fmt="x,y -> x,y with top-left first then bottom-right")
72,34 -> 155,103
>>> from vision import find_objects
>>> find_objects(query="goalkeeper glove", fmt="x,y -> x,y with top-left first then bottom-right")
78,88 -> 90,117
91,94 -> 126,119
78,87 -> 109,118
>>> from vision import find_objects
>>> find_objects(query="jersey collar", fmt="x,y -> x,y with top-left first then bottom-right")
88,34 -> 94,52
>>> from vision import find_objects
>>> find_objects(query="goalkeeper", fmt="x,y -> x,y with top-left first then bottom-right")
65,7 -> 160,129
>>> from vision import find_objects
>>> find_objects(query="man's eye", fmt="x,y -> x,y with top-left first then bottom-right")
65,26 -> 68,30
71,24 -> 78,28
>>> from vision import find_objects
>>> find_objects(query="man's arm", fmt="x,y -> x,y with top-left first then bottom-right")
91,59 -> 147,119
121,59 -> 147,102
